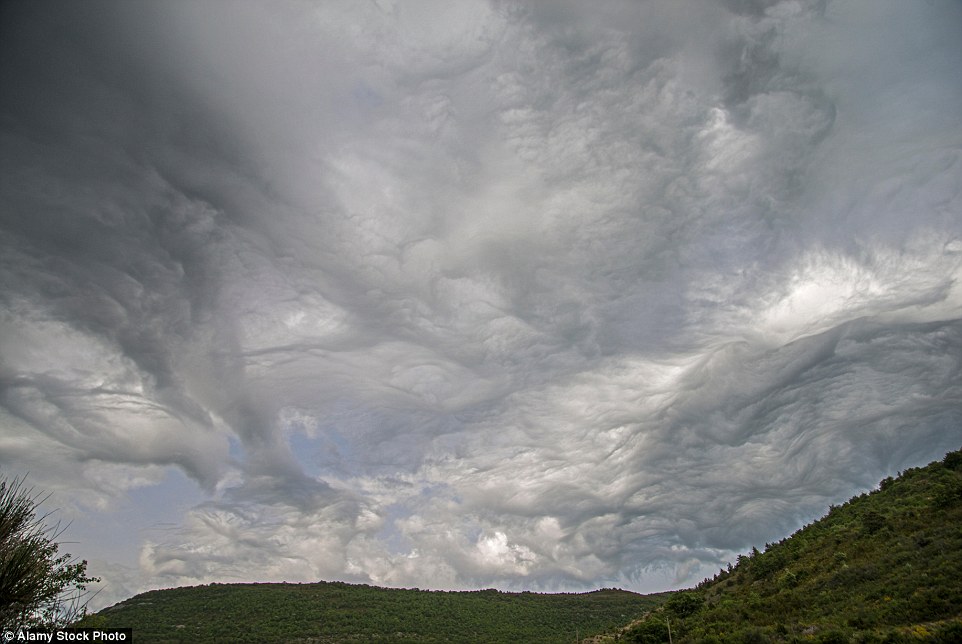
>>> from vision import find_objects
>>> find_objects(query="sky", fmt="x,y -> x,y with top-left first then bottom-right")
1,0 -> 961,611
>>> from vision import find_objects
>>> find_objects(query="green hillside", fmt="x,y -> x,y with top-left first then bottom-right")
83,582 -> 668,643
614,447 -> 962,643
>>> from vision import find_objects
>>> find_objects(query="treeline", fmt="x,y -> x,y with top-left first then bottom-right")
83,581 -> 668,642
615,447 -> 962,643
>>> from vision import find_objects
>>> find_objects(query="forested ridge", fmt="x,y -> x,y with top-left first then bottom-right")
612,447 -> 962,643
83,582 -> 667,642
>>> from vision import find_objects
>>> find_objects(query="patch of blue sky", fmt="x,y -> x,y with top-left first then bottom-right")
376,503 -> 415,555
352,82 -> 384,109
68,467 -> 205,569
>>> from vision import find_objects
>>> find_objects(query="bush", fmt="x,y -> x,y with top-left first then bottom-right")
816,628 -> 850,643
935,621 -> 962,643
665,591 -> 704,618
624,617 -> 670,643
776,570 -> 797,590
739,626 -> 771,643
861,511 -> 887,535
0,476 -> 99,631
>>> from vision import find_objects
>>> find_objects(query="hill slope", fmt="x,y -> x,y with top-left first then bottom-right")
615,447 -> 962,643
84,582 -> 667,643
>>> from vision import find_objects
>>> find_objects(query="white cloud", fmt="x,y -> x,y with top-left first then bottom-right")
2,0 -> 960,607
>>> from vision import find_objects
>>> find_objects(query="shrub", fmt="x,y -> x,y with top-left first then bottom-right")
624,617 -> 670,643
861,511 -> 887,535
0,476 -> 99,631
776,571 -> 797,590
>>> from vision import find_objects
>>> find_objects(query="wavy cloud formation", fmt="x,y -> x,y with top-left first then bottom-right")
1,0 -> 960,607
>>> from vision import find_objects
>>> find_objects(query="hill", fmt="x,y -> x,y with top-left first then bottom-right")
612,447 -> 962,643
83,581 -> 668,643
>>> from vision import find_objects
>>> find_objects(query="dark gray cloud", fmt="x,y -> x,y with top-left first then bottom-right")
1,0 -> 960,608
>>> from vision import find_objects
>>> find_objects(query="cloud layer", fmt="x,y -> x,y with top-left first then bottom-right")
1,0 -> 960,607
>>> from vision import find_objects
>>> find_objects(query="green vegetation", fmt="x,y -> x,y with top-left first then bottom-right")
0,475 -> 99,631
87,582 -> 667,643
614,447 -> 962,643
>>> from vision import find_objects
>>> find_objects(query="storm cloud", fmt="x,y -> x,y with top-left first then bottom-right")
1,0 -> 960,607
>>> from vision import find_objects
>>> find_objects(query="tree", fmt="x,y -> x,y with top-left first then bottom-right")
665,591 -> 704,618
0,475 -> 99,631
